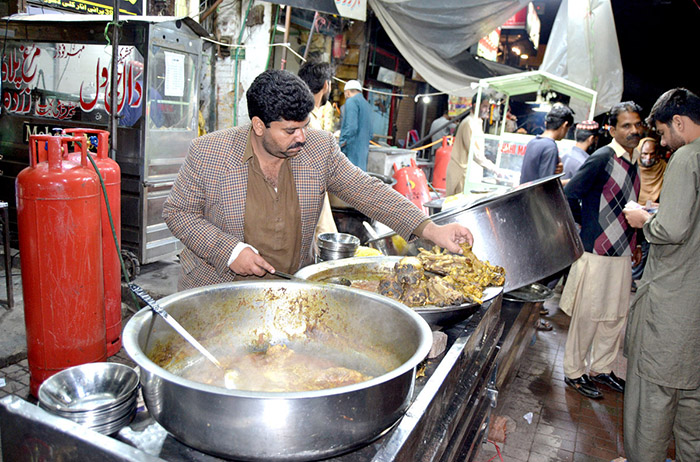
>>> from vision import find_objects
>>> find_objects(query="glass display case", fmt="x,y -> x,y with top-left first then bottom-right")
463,71 -> 597,194
465,132 -> 575,191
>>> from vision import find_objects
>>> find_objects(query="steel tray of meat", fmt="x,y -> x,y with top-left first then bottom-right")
366,175 -> 584,292
295,256 -> 503,327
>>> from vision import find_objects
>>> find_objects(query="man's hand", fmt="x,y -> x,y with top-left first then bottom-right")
623,208 -> 652,228
554,160 -> 564,175
421,222 -> 474,254
229,247 -> 275,277
632,245 -> 642,267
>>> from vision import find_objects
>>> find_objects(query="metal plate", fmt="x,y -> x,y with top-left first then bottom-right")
415,286 -> 502,327
295,256 -> 504,327
503,283 -> 553,303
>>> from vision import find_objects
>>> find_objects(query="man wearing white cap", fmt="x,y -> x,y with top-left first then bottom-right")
339,79 -> 372,171
561,120 -> 600,183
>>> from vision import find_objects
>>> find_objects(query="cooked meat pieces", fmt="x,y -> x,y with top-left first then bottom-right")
395,256 -> 425,285
371,244 -> 504,308
400,281 -> 428,307
378,274 -> 403,299
424,276 -> 466,306
416,243 -> 505,303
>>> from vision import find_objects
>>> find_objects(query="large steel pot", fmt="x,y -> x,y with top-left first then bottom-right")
368,175 -> 584,292
122,281 -> 432,461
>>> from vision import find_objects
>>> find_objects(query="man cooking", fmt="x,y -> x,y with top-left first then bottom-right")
163,69 -> 473,290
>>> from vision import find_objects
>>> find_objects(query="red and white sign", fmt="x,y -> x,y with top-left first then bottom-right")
477,28 -> 501,62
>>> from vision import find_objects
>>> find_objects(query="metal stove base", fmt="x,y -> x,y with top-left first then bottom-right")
1,294 -> 527,462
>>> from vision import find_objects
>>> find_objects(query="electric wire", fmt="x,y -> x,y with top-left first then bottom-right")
202,38 -> 461,100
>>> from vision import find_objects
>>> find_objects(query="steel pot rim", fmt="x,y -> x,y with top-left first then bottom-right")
123,280 -> 432,400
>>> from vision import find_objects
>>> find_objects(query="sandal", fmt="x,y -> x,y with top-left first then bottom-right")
536,320 -> 553,331
540,308 -> 549,316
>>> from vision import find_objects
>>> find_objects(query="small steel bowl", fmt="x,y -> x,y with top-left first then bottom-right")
38,362 -> 139,414
317,232 -> 360,252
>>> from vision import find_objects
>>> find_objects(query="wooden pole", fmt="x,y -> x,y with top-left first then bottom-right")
280,5 -> 291,69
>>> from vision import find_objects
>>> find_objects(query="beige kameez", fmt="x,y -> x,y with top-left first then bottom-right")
309,107 -> 339,252
560,252 -> 632,378
445,115 -> 496,196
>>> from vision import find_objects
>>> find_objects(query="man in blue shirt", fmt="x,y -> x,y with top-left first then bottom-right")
519,103 -> 574,184
561,120 -> 600,182
339,80 -> 372,170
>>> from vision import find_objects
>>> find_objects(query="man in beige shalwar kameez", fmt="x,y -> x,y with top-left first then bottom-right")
298,61 -> 338,250
445,95 -> 497,196
560,102 -> 644,399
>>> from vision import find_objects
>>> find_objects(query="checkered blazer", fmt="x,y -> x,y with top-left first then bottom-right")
163,125 -> 427,290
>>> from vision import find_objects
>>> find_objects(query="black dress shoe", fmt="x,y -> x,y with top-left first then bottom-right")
565,374 -> 603,399
591,371 -> 625,393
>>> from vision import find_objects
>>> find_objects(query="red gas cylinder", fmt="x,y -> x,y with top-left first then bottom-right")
16,135 -> 106,397
392,159 -> 431,214
64,128 -> 122,357
432,136 -> 453,193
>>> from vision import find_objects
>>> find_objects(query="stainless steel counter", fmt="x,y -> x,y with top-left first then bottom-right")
1,293 -> 518,462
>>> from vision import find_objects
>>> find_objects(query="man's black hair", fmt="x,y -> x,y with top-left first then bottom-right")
574,128 -> 598,143
647,88 -> 700,126
544,103 -> 574,130
470,93 -> 490,114
298,61 -> 333,95
608,101 -> 643,127
247,69 -> 315,126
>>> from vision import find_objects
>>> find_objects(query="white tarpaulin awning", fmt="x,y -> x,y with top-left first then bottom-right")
369,0 -> 622,109
369,0 -> 529,96
539,0 -> 622,116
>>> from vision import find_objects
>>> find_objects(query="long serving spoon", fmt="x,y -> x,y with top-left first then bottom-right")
272,270 -> 352,286
128,283 -> 225,370
129,284 -> 241,389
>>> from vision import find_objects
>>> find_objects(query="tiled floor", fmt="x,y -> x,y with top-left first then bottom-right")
477,292 -> 675,462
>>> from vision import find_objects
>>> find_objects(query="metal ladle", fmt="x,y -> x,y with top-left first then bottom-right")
129,284 -> 241,389
128,283 -> 225,370
272,270 -> 351,286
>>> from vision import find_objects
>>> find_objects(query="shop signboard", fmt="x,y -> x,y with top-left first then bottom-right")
28,0 -> 143,16
377,67 -> 404,87
501,2 -> 541,50
477,28 -> 501,62
334,0 -> 366,22
1,41 -> 144,131
448,95 -> 470,118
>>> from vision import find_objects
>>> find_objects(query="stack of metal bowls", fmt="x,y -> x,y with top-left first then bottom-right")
37,362 -> 139,435
317,232 -> 360,262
